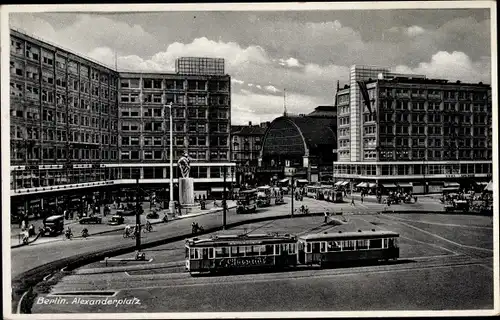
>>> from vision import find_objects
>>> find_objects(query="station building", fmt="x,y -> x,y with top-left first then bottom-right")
258,106 -> 337,185
9,28 -> 234,215
334,65 -> 493,194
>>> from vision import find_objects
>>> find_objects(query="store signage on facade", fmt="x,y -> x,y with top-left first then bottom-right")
445,173 -> 476,178
284,167 -> 297,177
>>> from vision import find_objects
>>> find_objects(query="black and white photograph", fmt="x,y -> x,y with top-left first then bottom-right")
2,2 -> 498,318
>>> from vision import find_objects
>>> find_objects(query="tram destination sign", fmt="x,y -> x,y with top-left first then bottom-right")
216,256 -> 273,268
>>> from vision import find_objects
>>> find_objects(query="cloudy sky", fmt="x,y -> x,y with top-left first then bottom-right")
9,5 -> 492,125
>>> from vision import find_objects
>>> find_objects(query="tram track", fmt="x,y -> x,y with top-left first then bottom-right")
50,253 -> 490,293
52,252 -> 489,295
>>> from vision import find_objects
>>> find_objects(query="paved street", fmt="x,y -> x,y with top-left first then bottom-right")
11,195 -> 443,279
31,213 -> 493,312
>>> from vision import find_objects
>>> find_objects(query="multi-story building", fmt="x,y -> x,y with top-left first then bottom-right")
334,65 -> 492,194
9,28 -> 234,215
10,28 -> 120,191
231,121 -> 269,186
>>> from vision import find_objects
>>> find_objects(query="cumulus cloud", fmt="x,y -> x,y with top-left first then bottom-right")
231,78 -> 245,85
278,57 -> 302,68
264,85 -> 280,93
406,25 -> 425,37
10,13 -> 157,57
393,51 -> 491,84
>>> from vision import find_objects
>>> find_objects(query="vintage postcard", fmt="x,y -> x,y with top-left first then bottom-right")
2,1 -> 498,319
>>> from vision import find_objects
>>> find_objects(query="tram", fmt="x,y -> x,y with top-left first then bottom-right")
185,233 -> 297,274
323,189 -> 344,203
185,230 -> 400,275
297,230 -> 399,267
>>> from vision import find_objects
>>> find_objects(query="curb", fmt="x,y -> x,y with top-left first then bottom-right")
10,233 -> 41,249
10,205 -> 236,249
11,211 -> 321,314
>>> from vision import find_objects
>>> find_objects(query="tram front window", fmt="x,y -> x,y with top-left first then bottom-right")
312,242 -> 321,253
388,238 -> 398,248
202,248 -> 209,259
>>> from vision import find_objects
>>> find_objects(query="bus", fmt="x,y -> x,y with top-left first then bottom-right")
185,233 -> 298,274
305,185 -> 322,199
236,189 -> 258,214
256,186 -> 272,207
297,230 -> 399,267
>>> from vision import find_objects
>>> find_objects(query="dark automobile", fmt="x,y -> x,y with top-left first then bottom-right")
79,216 -> 102,224
108,215 -> 125,225
42,215 -> 65,236
146,212 -> 159,219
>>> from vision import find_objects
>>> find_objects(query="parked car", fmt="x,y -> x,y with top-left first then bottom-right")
79,216 -> 102,224
108,215 -> 125,225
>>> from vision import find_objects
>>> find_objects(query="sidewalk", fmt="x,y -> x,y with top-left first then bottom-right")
11,200 -> 236,248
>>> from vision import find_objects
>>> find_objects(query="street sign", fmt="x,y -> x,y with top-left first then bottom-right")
284,167 -> 296,177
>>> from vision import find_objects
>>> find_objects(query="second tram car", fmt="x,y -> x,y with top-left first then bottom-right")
298,230 -> 399,266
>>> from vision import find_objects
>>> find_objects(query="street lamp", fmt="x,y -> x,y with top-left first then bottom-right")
164,102 -> 176,215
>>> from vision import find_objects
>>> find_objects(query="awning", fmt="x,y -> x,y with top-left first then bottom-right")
356,182 -> 368,188
211,187 -> 227,192
341,181 -> 349,186
279,178 -> 289,183
444,182 -> 460,188
398,183 -> 412,188
368,183 -> 377,188
442,187 -> 460,192
297,179 -> 308,183
382,183 -> 397,188
334,181 -> 343,186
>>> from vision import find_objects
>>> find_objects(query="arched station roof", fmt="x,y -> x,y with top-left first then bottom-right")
261,116 -> 337,157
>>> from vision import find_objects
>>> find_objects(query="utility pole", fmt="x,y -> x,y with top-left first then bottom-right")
223,166 -> 227,229
291,174 -> 294,217
135,177 -> 141,250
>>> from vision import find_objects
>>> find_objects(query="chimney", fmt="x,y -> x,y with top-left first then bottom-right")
249,121 -> 252,127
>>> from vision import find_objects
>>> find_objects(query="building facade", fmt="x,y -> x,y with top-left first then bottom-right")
9,28 -> 234,214
231,121 -> 268,186
334,65 -> 492,194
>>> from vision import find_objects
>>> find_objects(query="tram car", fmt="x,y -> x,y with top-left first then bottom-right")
185,230 -> 400,275
185,233 -> 298,274
297,230 -> 399,267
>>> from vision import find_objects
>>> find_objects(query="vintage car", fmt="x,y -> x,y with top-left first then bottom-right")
79,216 -> 102,224
107,215 -> 125,225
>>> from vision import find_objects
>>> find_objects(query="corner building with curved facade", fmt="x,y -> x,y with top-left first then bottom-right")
9,28 -> 234,214
334,65 -> 492,194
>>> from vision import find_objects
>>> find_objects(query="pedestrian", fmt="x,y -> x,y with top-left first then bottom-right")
21,220 -> 26,232
414,196 -> 418,203
351,198 -> 355,206
324,211 -> 328,223
361,196 -> 364,204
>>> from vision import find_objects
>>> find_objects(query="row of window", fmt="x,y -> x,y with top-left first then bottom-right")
120,79 -> 229,91
379,100 -> 489,112
304,238 -> 398,253
188,243 -> 297,260
334,163 -> 493,176
379,88 -> 488,100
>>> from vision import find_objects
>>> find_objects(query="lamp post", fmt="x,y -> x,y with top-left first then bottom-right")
164,102 -> 176,215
